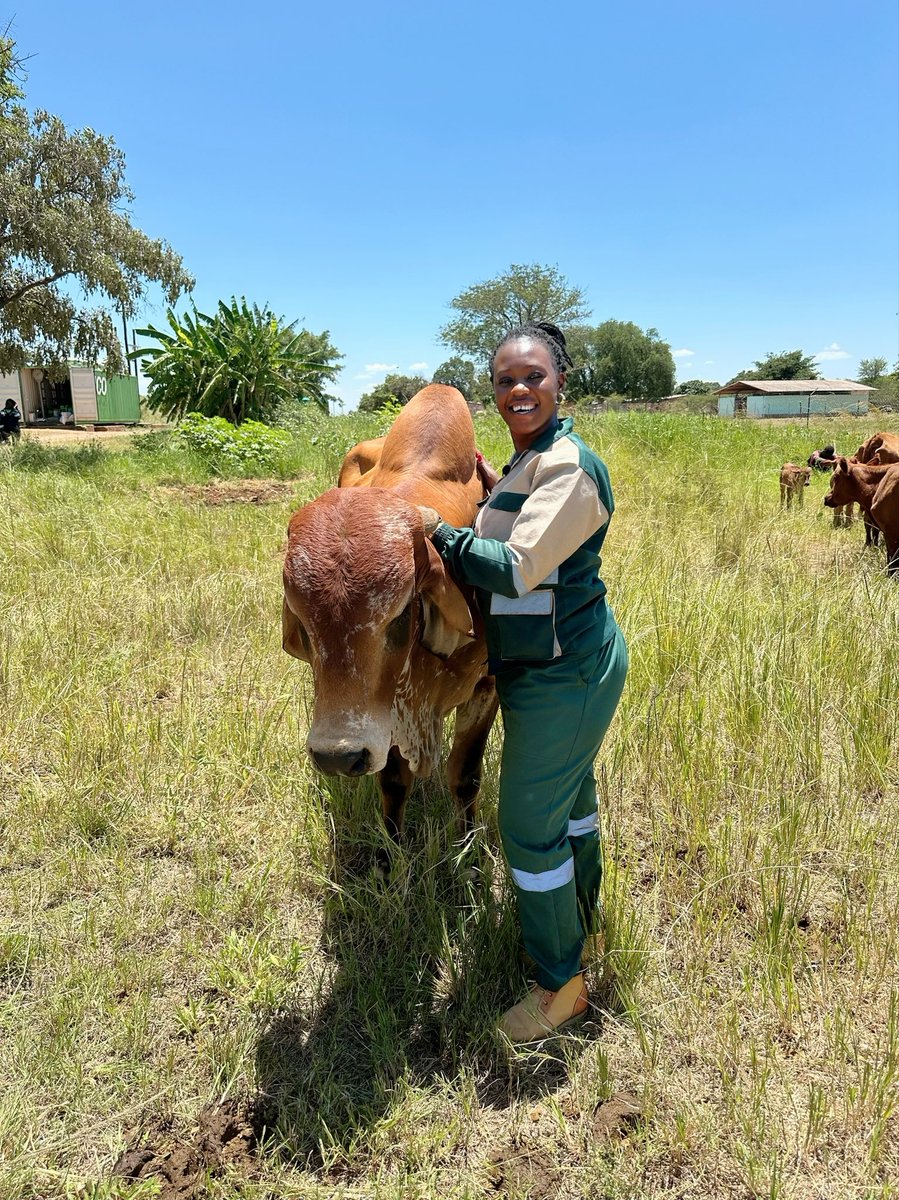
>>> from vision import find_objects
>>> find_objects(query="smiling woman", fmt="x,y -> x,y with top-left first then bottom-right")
491,330 -> 571,452
428,321 -> 628,1044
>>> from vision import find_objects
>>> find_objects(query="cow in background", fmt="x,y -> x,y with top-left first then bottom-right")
855,431 -> 899,466
283,386 -> 498,863
824,458 -> 899,577
779,463 -> 812,508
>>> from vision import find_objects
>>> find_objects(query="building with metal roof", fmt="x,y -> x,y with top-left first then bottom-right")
716,379 -> 873,418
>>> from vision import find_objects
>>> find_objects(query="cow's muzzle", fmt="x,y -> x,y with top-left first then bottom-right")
310,746 -> 373,776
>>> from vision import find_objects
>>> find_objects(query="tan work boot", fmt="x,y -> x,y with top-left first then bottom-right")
499,973 -> 589,1043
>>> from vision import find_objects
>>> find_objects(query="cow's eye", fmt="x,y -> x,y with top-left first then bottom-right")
385,601 -> 413,652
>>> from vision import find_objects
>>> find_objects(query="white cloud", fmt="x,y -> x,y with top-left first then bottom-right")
672,348 -> 694,358
704,360 -> 715,365
408,361 -> 429,372
815,342 -> 850,361
353,362 -> 398,380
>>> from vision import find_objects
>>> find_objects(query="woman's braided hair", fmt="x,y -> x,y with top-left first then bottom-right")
489,320 -> 574,380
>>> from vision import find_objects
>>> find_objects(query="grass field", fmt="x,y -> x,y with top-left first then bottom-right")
1,411 -> 897,1199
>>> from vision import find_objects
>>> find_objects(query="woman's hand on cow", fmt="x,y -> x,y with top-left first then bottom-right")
476,452 -> 500,493
417,505 -> 442,537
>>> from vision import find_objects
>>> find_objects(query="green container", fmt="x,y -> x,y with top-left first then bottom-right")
94,371 -> 140,423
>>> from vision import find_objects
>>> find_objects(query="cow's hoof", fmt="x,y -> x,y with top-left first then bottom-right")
375,847 -> 393,882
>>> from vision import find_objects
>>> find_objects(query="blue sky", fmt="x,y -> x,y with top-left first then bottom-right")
12,0 -> 899,407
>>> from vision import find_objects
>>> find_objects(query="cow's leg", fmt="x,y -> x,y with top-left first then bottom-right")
376,746 -> 413,875
864,514 -> 881,547
447,675 -> 499,838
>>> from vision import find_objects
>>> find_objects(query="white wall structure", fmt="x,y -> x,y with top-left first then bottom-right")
0,372 -> 22,406
717,379 -> 874,418
69,367 -> 99,423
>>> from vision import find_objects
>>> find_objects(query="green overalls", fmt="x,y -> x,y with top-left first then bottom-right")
432,417 -> 627,990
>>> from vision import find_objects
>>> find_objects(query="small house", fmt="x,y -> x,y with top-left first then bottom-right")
717,379 -> 873,418
0,363 -> 140,426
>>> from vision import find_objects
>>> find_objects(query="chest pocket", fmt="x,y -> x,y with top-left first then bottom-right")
489,491 -> 528,512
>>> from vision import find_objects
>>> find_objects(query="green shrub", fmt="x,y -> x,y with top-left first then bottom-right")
1,439 -> 107,474
173,413 -> 289,473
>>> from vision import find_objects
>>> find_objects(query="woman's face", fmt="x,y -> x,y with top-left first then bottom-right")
492,338 -> 564,452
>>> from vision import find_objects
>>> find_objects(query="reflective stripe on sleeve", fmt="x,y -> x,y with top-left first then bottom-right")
510,857 -> 575,893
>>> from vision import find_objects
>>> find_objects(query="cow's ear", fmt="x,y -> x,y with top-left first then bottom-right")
837,455 -> 849,472
415,537 -> 475,657
282,598 -> 311,662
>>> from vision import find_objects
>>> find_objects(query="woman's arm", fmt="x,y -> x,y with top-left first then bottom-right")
431,459 -> 608,598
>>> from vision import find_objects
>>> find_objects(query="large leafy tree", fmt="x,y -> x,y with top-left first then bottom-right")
439,263 -> 590,362
431,355 -> 475,401
857,357 -> 888,386
675,379 -> 721,395
357,372 -> 429,413
133,298 -> 343,422
733,350 -> 820,382
0,35 -> 192,374
565,321 -> 676,402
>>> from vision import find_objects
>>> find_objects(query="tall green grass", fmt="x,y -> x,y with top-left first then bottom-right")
0,413 -> 896,1198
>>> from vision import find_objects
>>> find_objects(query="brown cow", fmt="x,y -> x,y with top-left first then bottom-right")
824,457 -> 899,576
854,431 -> 899,465
282,385 -> 498,860
779,463 -> 811,508
336,436 -> 385,487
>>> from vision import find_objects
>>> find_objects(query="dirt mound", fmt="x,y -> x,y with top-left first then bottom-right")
158,479 -> 297,505
485,1142 -> 560,1198
484,1091 -> 642,1197
110,1099 -> 270,1199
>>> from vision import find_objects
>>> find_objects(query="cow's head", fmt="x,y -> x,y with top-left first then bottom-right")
801,467 -> 811,487
823,457 -> 853,508
282,488 -> 474,777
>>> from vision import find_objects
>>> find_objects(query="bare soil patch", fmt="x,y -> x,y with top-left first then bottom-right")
110,1099 -> 267,1199
158,479 -> 297,505
21,426 -> 151,446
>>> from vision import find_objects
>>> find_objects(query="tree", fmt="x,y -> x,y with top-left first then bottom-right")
431,355 -> 475,400
358,372 -> 430,413
0,35 -> 193,374
733,350 -> 820,382
858,357 -> 888,387
675,379 -> 721,395
133,298 -> 343,422
439,263 -> 590,362
565,321 -> 676,402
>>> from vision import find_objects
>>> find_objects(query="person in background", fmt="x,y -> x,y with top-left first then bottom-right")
0,398 -> 21,443
808,443 -> 838,471
425,321 -> 628,1043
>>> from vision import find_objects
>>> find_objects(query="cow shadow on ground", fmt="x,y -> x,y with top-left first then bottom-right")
253,773 -> 610,1171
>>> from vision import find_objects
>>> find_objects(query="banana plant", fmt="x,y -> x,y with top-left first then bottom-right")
131,297 -> 342,422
